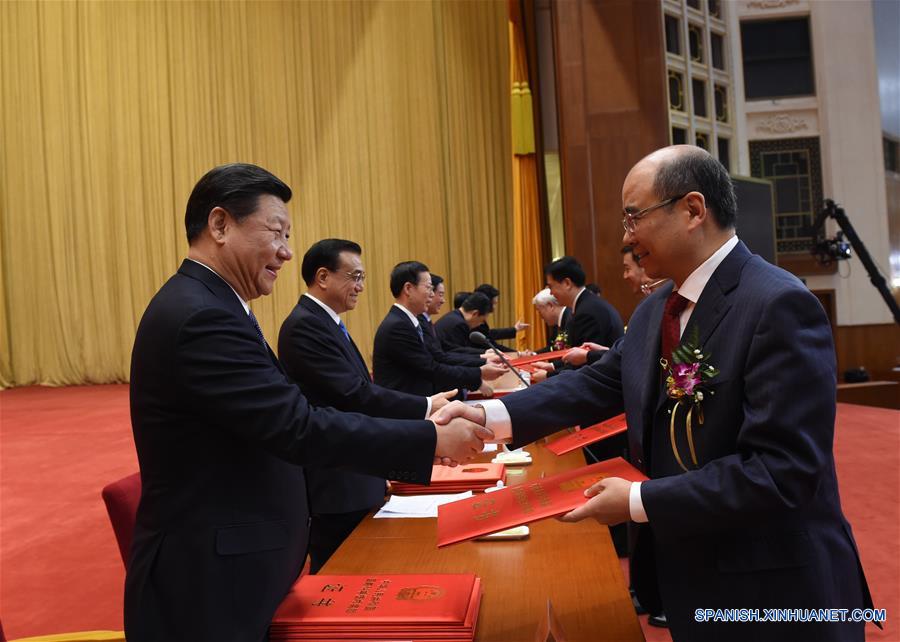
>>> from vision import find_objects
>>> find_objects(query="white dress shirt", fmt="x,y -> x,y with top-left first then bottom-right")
483,235 -> 740,523
393,302 -> 421,328
303,292 -> 342,325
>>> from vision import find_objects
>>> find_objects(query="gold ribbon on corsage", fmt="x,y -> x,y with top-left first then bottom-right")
668,397 -> 701,472
660,328 -> 718,472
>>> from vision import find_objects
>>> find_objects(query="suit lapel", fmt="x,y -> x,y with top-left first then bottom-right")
652,241 -> 748,414
178,260 -> 280,364
642,284 -> 672,426
683,241 -> 748,349
344,334 -> 370,379
300,296 -> 370,379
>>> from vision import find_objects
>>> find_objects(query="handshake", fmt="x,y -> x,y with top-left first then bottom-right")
430,401 -> 491,467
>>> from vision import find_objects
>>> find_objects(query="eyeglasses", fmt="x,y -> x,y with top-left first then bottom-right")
622,193 -> 687,234
342,271 -> 366,285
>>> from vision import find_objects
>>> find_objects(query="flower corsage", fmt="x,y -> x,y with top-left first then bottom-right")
659,326 -> 719,471
552,331 -> 569,351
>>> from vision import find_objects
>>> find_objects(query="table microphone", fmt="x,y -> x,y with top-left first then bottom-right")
469,331 -> 530,388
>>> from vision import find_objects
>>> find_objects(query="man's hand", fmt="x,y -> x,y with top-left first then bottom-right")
432,400 -> 486,426
558,477 -> 632,525
482,352 -> 503,365
580,342 -> 608,353
530,368 -> 548,383
477,384 -> 494,398
433,417 -> 494,466
562,347 -> 588,366
531,360 -> 554,372
514,319 -> 530,332
428,389 -> 458,416
480,362 -> 508,381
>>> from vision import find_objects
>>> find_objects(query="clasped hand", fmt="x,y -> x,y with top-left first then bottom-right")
432,401 -> 491,467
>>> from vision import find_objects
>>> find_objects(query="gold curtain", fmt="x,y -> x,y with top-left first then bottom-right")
508,15 -> 547,352
0,0 -> 512,387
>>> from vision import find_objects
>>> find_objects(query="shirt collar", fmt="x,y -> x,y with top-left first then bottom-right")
303,292 -> 342,325
422,312 -> 432,322
393,302 -> 420,327
677,235 -> 739,304
187,258 -> 249,314
557,307 -> 566,327
571,286 -> 587,311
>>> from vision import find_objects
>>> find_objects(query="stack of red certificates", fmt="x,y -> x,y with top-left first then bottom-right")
392,463 -> 506,495
270,573 -> 483,642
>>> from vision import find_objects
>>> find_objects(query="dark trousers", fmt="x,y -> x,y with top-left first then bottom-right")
308,508 -> 370,574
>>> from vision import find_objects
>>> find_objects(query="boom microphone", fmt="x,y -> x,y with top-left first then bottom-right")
469,331 -> 530,388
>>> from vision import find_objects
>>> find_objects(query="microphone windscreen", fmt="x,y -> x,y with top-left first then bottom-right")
468,331 -> 489,347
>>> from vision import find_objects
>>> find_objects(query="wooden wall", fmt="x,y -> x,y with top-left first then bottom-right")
551,0 -> 669,321
835,323 -> 900,382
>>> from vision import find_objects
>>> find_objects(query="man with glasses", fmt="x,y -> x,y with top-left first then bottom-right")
278,239 -> 459,573
436,146 -> 873,642
373,261 -> 507,397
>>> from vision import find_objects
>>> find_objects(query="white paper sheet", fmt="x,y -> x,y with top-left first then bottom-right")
374,491 -> 473,519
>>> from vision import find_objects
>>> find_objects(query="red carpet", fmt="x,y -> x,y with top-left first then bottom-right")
0,387 -> 897,640
0,385 -> 135,638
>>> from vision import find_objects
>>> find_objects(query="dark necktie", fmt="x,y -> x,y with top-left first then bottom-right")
415,324 -> 425,344
338,319 -> 351,343
660,291 -> 690,364
248,309 -> 266,346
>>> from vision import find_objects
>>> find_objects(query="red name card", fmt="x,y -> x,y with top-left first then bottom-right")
545,414 -> 628,456
392,463 -> 506,495
436,457 -> 647,547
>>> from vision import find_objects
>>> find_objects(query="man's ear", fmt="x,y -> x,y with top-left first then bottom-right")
685,192 -> 707,225
208,207 -> 229,244
315,267 -> 330,288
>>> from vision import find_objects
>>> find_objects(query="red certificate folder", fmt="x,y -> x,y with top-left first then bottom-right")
508,349 -> 569,367
545,413 -> 628,456
436,457 -> 647,547
392,463 -> 506,495
271,574 -> 482,642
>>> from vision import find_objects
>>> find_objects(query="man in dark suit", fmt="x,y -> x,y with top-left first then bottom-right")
547,256 -> 624,356
529,257 -> 624,379
469,283 -> 527,352
420,274 -> 492,367
436,146 -> 873,641
126,164 -> 491,642
373,262 -> 506,396
531,287 -> 571,352
277,239 -> 458,573
435,292 -> 493,353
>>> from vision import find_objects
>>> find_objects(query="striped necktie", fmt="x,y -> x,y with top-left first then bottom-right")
248,310 -> 266,346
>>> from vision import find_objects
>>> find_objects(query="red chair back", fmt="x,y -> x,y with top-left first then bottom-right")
101,472 -> 142,566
